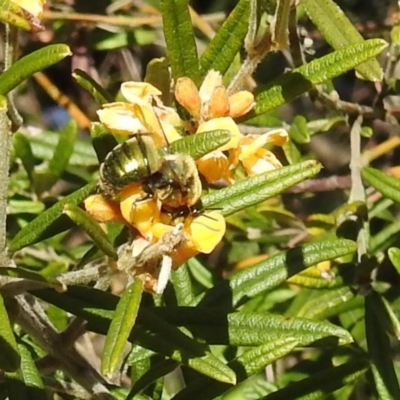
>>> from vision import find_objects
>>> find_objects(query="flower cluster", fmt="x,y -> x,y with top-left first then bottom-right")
85,70 -> 288,292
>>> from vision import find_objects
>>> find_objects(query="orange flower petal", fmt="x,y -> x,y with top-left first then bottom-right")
197,151 -> 233,184
228,91 -> 255,118
207,85 -> 230,120
175,77 -> 201,120
84,194 -> 123,223
199,70 -> 223,106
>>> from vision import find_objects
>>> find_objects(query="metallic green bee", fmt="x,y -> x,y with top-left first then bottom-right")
99,134 -> 202,208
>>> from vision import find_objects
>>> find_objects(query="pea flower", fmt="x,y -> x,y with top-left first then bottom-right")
85,183 -> 226,293
175,70 -> 288,184
97,81 -> 182,145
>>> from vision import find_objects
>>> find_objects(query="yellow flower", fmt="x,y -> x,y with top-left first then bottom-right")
12,0 -> 45,18
233,128 -> 289,176
195,117 -> 241,184
174,71 -> 288,185
97,81 -> 182,146
175,70 -> 255,124
119,183 -> 162,240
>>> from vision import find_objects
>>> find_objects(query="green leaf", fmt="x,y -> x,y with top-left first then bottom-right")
263,360 -> 369,399
0,44 -> 72,95
362,167 -> 400,204
8,200 -> 45,215
9,182 -> 97,252
144,58 -> 171,105
170,129 -> 231,159
127,359 -> 178,399
24,129 -> 98,167
199,0 -> 250,76
289,115 -> 310,144
77,224 -> 126,269
174,338 -> 299,400
200,239 -> 356,307
272,0 -> 291,49
202,160 -> 321,216
63,204 -> 118,260
33,120 -> 78,194
252,39 -> 388,117
170,264 -> 195,306
0,0 -> 32,31
365,291 -> 400,399
18,343 -> 46,400
33,287 -> 236,384
90,122 -> 119,164
302,0 -> 383,81
102,280 -> 143,378
154,308 -> 353,346
160,0 -> 200,83
388,247 -> 400,276
0,293 -> 20,372
72,69 -> 114,104
296,287 -> 359,319
0,267 -> 64,291
12,132 -> 35,181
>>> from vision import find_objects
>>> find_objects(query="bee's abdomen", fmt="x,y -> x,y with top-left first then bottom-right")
99,135 -> 162,195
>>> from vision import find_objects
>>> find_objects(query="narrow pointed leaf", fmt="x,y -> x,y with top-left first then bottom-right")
302,0 -> 383,81
272,0 -> 291,49
0,293 -> 20,372
128,359 -> 178,399
365,292 -> 400,399
26,130 -> 98,166
154,308 -> 353,346
199,0 -> 250,76
160,0 -> 200,83
73,69 -> 114,104
170,264 -> 195,306
102,280 -> 143,377
144,58 -> 171,105
33,120 -> 78,193
18,343 -> 46,400
296,287 -> 358,319
253,39 -> 388,117
63,204 -> 117,260
0,267 -> 64,291
264,360 -> 369,399
388,247 -> 400,275
47,119 -> 78,177
0,0 -> 31,31
200,239 -> 356,307
12,132 -> 35,181
202,160 -> 321,216
90,122 -> 119,163
362,167 -> 400,204
9,182 -> 97,252
0,44 -> 72,95
174,338 -> 299,400
170,129 -> 231,159
33,287 -> 236,384
286,270 -> 343,288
